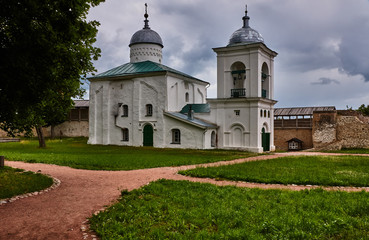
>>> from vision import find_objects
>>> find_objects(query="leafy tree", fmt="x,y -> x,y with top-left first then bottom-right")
358,104 -> 369,116
0,0 -> 104,147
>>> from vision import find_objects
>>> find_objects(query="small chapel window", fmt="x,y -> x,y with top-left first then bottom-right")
234,110 -> 240,116
264,110 -> 267,118
289,141 -> 299,150
185,92 -> 189,102
172,129 -> 181,144
146,104 -> 153,116
122,105 -> 128,117
122,128 -> 129,141
260,109 -> 263,117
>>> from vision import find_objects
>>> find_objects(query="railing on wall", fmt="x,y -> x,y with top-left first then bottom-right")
231,88 -> 246,98
262,89 -> 267,98
274,118 -> 312,129
69,108 -> 89,121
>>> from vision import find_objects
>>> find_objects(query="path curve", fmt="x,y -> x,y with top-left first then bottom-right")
1,152 -> 369,239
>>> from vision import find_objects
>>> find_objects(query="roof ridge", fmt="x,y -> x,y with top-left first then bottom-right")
164,111 -> 217,129
89,61 -> 209,84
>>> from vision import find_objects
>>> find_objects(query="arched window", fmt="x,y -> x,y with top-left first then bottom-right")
185,92 -> 189,102
171,129 -> 181,144
260,109 -> 263,117
211,131 -> 216,147
261,63 -> 269,98
230,62 -> 246,98
264,110 -> 267,118
146,104 -> 153,116
122,128 -> 129,141
268,111 -> 270,118
122,105 -> 128,117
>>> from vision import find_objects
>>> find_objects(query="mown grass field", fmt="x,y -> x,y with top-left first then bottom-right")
179,155 -> 369,187
90,180 -> 369,239
0,138 -> 258,170
0,166 -> 53,199
324,148 -> 369,154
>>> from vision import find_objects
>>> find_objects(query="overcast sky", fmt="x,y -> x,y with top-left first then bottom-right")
87,0 -> 369,109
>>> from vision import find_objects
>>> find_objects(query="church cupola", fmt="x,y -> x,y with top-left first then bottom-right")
129,4 -> 163,63
213,6 -> 277,99
228,5 -> 264,46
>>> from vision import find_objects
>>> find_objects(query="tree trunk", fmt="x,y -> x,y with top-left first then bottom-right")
36,125 -> 46,148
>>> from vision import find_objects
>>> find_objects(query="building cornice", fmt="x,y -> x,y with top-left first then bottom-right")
207,97 -> 277,105
213,42 -> 278,57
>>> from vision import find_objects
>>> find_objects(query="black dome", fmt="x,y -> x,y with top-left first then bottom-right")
129,28 -> 163,48
228,7 -> 264,46
228,26 -> 264,46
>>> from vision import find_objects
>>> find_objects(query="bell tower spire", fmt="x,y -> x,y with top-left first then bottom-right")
144,3 -> 150,29
242,5 -> 250,28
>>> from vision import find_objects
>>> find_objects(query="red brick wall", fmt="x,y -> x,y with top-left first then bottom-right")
274,128 -> 313,151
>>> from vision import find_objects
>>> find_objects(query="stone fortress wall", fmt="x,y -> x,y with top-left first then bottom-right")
312,110 -> 369,150
0,121 -> 89,139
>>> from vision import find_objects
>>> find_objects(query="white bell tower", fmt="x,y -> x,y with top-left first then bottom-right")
210,6 -> 278,152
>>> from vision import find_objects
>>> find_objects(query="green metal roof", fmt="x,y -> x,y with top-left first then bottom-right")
89,61 -> 208,84
180,104 -> 211,114
164,112 -> 217,129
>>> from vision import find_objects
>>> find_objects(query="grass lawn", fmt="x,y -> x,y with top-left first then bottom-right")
0,138 -> 258,170
0,166 -> 53,199
179,155 -> 369,187
323,148 -> 369,154
90,180 -> 369,239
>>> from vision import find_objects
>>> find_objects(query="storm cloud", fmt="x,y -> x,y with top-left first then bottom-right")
311,78 -> 340,85
87,0 -> 369,109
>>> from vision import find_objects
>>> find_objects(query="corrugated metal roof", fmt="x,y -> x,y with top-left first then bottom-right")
164,112 -> 217,129
73,100 -> 89,108
89,61 -> 208,84
180,104 -> 210,114
274,106 -> 336,116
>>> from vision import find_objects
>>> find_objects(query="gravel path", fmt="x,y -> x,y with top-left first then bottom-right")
1,152 -> 369,239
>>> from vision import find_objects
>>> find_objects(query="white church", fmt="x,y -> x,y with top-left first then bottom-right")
88,5 -> 277,153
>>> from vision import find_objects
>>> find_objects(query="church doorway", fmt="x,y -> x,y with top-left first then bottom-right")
261,127 -> 270,151
143,124 -> 154,146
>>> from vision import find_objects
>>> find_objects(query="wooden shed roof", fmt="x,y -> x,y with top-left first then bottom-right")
274,106 -> 336,116
73,100 -> 89,108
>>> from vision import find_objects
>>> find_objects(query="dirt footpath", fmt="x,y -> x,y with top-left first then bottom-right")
1,152 -> 368,239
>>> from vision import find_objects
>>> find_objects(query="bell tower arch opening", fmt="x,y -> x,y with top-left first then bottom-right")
230,61 -> 246,98
261,62 -> 270,98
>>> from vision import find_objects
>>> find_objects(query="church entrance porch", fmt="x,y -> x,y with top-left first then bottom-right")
143,124 -> 154,146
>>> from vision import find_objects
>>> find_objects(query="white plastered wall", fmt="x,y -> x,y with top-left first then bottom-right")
130,43 -> 163,64
163,116 -> 206,149
167,76 -> 207,112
